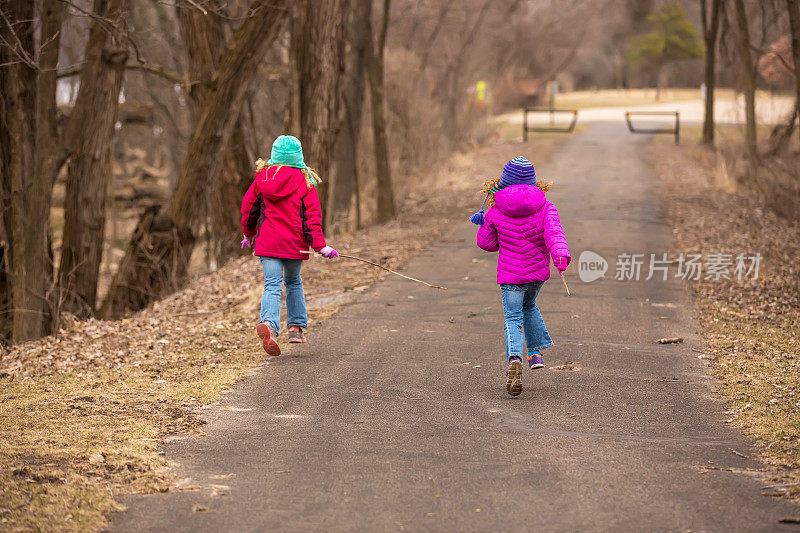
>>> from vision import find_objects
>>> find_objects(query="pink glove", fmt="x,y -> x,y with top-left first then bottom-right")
554,256 -> 569,272
319,246 -> 339,259
241,236 -> 253,249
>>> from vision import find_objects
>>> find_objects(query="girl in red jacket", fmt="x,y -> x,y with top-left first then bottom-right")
240,135 -> 338,356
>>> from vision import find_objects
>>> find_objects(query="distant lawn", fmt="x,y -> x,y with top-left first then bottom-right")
553,88 -> 737,109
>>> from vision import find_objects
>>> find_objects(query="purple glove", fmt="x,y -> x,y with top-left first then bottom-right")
554,256 -> 569,272
319,245 -> 339,259
241,236 -> 253,249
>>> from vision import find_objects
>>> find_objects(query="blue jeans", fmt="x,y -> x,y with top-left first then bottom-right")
500,281 -> 553,361
259,256 -> 308,334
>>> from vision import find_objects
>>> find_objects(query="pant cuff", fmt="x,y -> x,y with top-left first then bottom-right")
530,341 -> 554,352
258,319 -> 279,334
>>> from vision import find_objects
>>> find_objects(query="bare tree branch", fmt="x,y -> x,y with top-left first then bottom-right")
377,0 -> 390,55
764,48 -> 796,73
57,0 -> 117,32
0,8 -> 37,68
57,62 -> 184,84
182,0 -> 208,15
418,3 -> 453,70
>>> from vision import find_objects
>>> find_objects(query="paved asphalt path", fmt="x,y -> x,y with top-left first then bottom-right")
114,123 -> 798,532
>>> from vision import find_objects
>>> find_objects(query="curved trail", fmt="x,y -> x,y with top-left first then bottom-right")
114,123 -> 797,532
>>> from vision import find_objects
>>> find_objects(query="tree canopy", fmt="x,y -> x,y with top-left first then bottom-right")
629,1 -> 705,70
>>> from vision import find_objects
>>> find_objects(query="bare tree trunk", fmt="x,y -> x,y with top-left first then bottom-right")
701,0 -> 722,146
327,0 -> 369,234
177,2 -> 252,265
101,0 -> 289,318
288,0 -> 348,214
34,0 -> 66,331
788,0 -> 800,148
655,64 -> 663,101
364,0 -> 395,224
733,0 -> 758,181
764,102 -> 798,156
58,0 -> 130,317
0,244 -> 8,343
0,1 -> 51,342
213,124 -> 253,261
177,3 -> 224,269
0,88 -> 9,343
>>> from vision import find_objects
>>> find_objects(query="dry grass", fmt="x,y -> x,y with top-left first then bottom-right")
653,126 -> 800,502
553,88 -> 738,109
0,133 -> 567,531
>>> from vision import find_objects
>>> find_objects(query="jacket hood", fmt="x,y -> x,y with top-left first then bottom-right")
258,165 -> 307,200
494,184 -> 546,217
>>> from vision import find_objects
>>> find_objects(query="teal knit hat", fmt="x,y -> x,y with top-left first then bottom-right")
267,135 -> 308,170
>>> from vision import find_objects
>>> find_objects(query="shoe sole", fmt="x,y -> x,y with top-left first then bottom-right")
530,363 -> 544,369
256,323 -> 281,356
287,338 -> 307,344
506,360 -> 523,396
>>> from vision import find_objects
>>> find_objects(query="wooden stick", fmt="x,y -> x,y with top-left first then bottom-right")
560,272 -> 571,296
298,250 -> 447,290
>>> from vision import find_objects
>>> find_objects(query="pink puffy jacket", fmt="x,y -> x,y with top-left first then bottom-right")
476,184 -> 570,284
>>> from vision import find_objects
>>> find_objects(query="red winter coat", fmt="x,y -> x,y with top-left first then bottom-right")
240,166 -> 327,260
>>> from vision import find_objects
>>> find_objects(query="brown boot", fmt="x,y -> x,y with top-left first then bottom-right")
256,322 -> 281,356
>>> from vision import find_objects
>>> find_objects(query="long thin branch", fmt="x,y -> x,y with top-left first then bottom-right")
166,0 -> 289,22
701,0 -> 709,36
418,3 -> 452,70
57,0 -> 117,33
435,0 -> 493,95
299,250 -> 447,290
764,49 -> 795,74
377,0 -> 390,55
57,62 -> 184,84
0,8 -> 37,68
339,253 -> 446,290
182,0 -> 208,15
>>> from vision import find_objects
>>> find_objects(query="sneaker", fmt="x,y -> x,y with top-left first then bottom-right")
287,326 -> 307,343
527,352 -> 544,370
256,322 -> 281,356
506,358 -> 523,396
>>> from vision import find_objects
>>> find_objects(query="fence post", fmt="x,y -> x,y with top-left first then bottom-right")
675,112 -> 680,145
523,107 -> 528,142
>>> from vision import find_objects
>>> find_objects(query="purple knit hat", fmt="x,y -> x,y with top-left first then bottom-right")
470,156 -> 536,226
499,156 -> 536,187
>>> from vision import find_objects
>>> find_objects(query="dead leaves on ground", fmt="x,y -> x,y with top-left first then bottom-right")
653,137 -> 800,503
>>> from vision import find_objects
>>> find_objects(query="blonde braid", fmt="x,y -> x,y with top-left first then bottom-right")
478,177 -> 552,209
254,159 -> 321,188
301,167 -> 322,188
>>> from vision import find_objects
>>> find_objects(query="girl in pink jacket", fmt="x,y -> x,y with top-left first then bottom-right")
472,156 -> 570,396
241,135 -> 338,356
